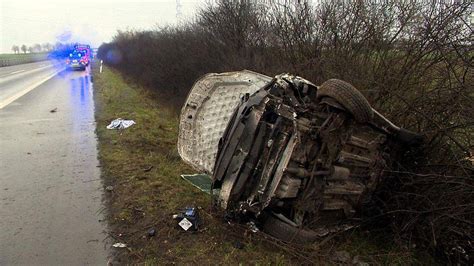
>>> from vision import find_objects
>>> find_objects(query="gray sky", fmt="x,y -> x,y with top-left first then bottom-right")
0,0 -> 207,53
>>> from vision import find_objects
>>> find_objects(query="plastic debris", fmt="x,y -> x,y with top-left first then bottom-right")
179,218 -> 193,231
173,207 -> 200,231
147,228 -> 156,237
105,186 -> 114,192
143,165 -> 153,172
180,174 -> 212,194
106,118 -> 136,130
112,242 -> 127,248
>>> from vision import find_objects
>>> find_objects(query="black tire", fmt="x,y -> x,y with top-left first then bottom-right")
263,214 -> 320,244
396,128 -> 423,146
317,79 -> 373,123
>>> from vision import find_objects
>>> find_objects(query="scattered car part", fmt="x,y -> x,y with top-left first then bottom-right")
173,207 -> 200,231
177,71 -> 422,243
180,174 -> 212,194
147,228 -> 156,237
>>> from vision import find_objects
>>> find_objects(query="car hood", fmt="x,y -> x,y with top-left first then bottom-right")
177,70 -> 272,174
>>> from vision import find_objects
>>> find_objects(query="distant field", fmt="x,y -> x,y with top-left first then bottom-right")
0,53 -> 49,67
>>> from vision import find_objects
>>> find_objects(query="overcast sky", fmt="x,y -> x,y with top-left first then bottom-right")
0,0 -> 207,53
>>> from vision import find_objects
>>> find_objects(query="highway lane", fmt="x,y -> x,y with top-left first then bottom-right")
0,62 -> 110,264
0,61 -> 63,109
0,61 -> 52,77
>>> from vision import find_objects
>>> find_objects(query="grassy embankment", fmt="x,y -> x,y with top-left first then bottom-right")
93,65 -> 428,264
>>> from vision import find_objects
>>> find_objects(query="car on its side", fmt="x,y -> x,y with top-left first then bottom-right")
178,70 -> 422,243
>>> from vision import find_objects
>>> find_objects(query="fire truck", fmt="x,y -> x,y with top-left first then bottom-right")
73,44 -> 92,65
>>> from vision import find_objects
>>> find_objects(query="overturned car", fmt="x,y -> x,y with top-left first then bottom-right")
178,71 -> 421,243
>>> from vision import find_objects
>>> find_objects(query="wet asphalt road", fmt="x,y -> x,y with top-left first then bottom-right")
0,61 -> 110,264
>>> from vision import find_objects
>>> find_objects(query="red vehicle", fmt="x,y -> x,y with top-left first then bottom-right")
65,44 -> 92,70
74,44 -> 92,66
66,51 -> 88,70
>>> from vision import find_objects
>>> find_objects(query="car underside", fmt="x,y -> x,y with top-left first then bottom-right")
178,71 -> 422,243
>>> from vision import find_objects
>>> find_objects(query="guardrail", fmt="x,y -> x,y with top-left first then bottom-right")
0,54 -> 49,67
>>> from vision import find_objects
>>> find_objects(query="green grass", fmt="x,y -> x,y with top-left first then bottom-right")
93,64 -> 426,264
0,53 -> 49,66
0,52 -> 47,59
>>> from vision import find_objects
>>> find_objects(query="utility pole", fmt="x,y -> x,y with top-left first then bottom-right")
176,0 -> 183,25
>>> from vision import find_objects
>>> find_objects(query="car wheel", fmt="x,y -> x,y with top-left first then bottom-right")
396,127 -> 424,145
262,214 -> 320,244
317,79 -> 373,123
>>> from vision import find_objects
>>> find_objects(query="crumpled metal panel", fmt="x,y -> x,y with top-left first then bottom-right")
178,70 -> 272,174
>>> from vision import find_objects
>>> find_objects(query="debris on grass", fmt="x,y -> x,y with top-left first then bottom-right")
180,174 -> 212,194
106,118 -> 136,130
105,185 -> 114,192
143,165 -> 153,172
147,228 -> 156,237
178,218 -> 193,231
112,242 -> 127,248
173,207 -> 200,231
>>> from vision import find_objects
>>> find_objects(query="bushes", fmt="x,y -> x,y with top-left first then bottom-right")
98,0 -> 473,263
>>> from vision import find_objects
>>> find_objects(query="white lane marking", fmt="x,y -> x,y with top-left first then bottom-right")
0,69 -> 63,109
9,70 -> 26,75
0,65 -> 53,79
22,118 -> 56,123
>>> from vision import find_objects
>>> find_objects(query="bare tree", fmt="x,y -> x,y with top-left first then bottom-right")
11,45 -> 20,54
33,43 -> 42,53
41,43 -> 53,52
54,42 -> 63,50
20,44 -> 27,54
